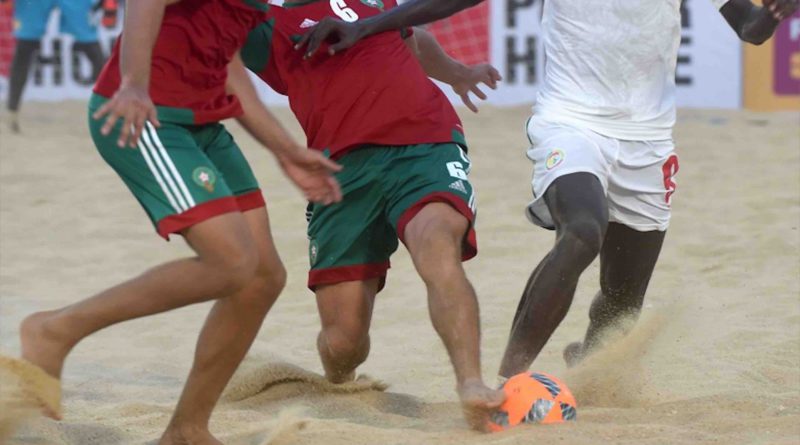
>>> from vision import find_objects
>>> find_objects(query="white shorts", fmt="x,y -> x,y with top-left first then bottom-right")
525,116 -> 679,232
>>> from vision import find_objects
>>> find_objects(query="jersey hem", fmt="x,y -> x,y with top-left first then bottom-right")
395,191 -> 478,261
532,108 -> 674,142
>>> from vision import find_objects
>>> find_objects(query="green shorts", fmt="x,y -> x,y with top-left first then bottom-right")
306,143 -> 478,290
88,94 -> 264,239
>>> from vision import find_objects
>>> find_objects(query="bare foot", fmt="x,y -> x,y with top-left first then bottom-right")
458,379 -> 506,432
20,311 -> 74,379
159,425 -> 223,445
563,341 -> 584,368
9,112 -> 21,134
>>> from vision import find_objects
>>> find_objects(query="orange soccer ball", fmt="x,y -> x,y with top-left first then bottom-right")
488,371 -> 577,432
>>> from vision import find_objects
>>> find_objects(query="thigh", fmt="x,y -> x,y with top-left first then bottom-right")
242,206 -> 283,276
57,0 -> 98,43
544,172 -> 609,231
385,143 -> 478,260
307,149 -> 397,291
607,140 -> 678,231
599,223 -> 666,297
89,95 -> 237,240
201,123 -> 265,211
315,279 -> 381,337
14,0 -> 55,40
525,117 -> 615,230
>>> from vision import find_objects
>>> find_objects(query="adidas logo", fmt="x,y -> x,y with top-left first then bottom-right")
449,180 -> 467,194
300,18 -> 318,28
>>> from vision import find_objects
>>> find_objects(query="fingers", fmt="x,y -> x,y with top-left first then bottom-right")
328,37 -> 353,55
489,66 -> 503,86
92,101 -> 113,121
328,176 -> 343,203
767,0 -> 795,19
294,31 -> 311,52
461,93 -> 478,113
100,108 -> 121,138
148,106 -> 161,128
118,113 -> 134,148
320,157 -> 343,172
479,65 -> 501,90
131,114 -> 147,148
299,20 -> 333,58
471,84 -> 487,101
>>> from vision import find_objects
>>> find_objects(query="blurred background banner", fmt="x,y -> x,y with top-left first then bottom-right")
744,10 -> 800,111
0,0 -> 796,110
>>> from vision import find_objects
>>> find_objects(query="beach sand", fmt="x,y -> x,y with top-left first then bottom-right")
0,103 -> 798,444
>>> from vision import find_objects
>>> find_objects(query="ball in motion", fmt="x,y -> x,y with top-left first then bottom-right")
488,371 -> 577,432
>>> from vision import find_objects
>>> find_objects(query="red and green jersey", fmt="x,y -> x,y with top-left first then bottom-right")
93,0 -> 269,125
241,0 -> 466,158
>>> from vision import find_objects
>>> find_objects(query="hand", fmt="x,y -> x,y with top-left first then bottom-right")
451,63 -> 502,113
92,80 -> 160,148
763,0 -> 798,20
295,17 -> 365,59
279,149 -> 344,205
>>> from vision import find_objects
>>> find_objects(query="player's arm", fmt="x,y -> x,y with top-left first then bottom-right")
405,27 -> 501,113
719,0 -> 798,45
297,0 -> 483,57
226,54 -> 342,205
92,0 -> 182,147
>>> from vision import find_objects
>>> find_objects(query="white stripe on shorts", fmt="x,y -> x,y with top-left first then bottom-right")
140,126 -> 190,212
138,139 -> 182,213
146,122 -> 196,208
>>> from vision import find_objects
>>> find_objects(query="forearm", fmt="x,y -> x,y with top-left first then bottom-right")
227,57 -> 302,159
410,27 -> 469,85
721,0 -> 780,45
358,0 -> 483,39
119,0 -> 171,88
740,7 -> 780,43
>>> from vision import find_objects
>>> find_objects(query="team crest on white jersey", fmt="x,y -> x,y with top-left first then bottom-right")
545,149 -> 565,170
300,18 -> 318,28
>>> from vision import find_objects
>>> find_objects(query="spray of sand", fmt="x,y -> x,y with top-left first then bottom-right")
0,361 -> 55,442
222,356 -> 388,403
563,308 -> 676,408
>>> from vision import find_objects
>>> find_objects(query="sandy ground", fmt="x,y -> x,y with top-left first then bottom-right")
0,102 -> 798,445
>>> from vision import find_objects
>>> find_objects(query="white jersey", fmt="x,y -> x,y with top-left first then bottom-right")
534,0 -> 730,141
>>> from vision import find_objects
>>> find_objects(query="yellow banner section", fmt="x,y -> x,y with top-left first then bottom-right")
743,11 -> 800,111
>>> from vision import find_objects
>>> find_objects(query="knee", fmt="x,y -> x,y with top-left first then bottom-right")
559,217 -> 607,260
247,261 -> 287,305
321,322 -> 370,361
207,243 -> 260,295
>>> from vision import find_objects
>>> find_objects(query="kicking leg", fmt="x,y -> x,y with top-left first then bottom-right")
19,212 -> 259,387
160,207 -> 286,445
315,279 -> 379,384
564,222 -> 666,367
498,173 -> 608,379
404,202 -> 504,430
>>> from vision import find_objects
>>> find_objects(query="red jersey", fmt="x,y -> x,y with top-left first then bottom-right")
241,0 -> 465,158
94,0 -> 269,125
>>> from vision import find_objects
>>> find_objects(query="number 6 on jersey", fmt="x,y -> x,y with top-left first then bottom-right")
330,0 -> 359,21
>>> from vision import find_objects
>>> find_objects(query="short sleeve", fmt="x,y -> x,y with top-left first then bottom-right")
241,18 -> 276,74
710,0 -> 731,10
